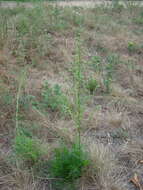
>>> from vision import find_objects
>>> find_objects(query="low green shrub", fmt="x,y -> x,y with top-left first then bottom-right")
86,78 -> 99,94
14,133 -> 44,164
41,82 -> 69,114
49,143 -> 89,182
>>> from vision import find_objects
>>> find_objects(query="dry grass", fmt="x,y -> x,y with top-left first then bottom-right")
0,2 -> 143,190
81,141 -> 128,190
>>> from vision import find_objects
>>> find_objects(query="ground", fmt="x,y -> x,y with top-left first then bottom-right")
0,2 -> 143,190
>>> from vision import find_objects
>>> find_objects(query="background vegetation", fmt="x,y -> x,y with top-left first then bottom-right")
0,1 -> 143,190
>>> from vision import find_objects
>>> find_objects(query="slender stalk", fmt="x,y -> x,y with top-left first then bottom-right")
73,34 -> 83,150
76,41 -> 82,149
15,68 -> 27,134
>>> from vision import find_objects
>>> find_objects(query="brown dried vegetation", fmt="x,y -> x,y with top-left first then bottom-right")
0,2 -> 143,190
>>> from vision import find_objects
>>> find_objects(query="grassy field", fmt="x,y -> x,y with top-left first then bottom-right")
0,2 -> 143,190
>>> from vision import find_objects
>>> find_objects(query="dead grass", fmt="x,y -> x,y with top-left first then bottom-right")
0,3 -> 143,190
81,141 -> 128,190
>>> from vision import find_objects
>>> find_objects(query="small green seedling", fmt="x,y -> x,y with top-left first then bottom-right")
127,42 -> 138,54
91,55 -> 102,72
103,54 -> 120,93
86,78 -> 99,94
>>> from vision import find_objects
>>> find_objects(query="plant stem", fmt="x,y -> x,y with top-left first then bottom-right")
74,34 -> 83,150
15,68 -> 27,134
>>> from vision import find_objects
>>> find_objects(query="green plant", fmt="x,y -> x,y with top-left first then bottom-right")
133,8 -> 143,25
19,94 -> 35,110
112,0 -> 119,6
125,1 -> 141,13
15,68 -> 27,132
72,33 -> 85,148
72,12 -> 84,27
134,17 -> 143,25
86,78 -> 99,94
41,82 -> 69,114
91,55 -> 102,72
112,0 -> 124,12
111,128 -> 129,140
14,132 -> 44,164
127,41 -> 138,53
13,68 -> 45,166
16,16 -> 30,35
103,54 -> 119,93
1,93 -> 13,105
44,34 -> 89,188
0,15 -> 8,48
127,42 -> 142,54
49,143 -> 89,182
